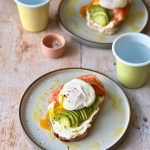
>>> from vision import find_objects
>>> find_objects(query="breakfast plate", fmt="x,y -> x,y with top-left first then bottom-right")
19,68 -> 131,150
58,0 -> 148,48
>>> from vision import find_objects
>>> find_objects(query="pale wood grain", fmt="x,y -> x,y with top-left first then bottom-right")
0,0 -> 150,150
0,0 -> 80,150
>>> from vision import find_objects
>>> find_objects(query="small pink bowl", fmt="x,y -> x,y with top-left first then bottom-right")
41,33 -> 65,58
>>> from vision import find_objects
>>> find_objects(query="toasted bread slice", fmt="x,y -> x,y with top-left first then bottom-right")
51,96 -> 105,142
86,11 -> 121,35
85,0 -> 131,35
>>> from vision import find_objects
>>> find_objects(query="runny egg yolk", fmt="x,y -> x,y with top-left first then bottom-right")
48,101 -> 56,117
39,112 -> 51,131
59,94 -> 65,108
48,97 -> 66,117
92,0 -> 100,5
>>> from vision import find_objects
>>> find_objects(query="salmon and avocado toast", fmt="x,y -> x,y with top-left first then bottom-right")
80,0 -> 131,35
45,74 -> 106,142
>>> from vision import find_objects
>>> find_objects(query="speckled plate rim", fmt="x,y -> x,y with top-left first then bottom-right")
19,67 -> 131,150
57,0 -> 149,49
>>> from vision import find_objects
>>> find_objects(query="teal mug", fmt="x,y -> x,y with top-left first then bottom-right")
112,33 -> 150,89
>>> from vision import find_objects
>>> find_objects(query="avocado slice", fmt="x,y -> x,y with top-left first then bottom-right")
68,111 -> 80,127
72,110 -> 83,122
107,9 -> 114,17
88,5 -> 106,14
79,109 -> 88,120
71,110 -> 80,119
88,97 -> 99,114
83,108 -> 89,120
91,11 -> 109,26
51,97 -> 100,128
61,112 -> 75,125
91,106 -> 94,114
92,16 -> 107,25
86,107 -> 91,116
92,98 -> 99,110
87,107 -> 91,116
53,114 -> 72,127
78,109 -> 85,121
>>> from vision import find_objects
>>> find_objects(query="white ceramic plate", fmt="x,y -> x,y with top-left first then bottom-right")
19,68 -> 131,150
58,0 -> 148,48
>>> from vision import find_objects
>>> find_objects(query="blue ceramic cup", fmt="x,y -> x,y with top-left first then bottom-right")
112,32 -> 150,88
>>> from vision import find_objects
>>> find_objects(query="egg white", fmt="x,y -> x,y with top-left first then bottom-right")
100,0 -> 127,9
59,79 -> 96,110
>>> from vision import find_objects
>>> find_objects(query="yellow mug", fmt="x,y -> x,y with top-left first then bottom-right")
15,0 -> 49,32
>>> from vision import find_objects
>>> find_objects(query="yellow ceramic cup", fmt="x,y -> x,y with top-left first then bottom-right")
15,0 -> 49,32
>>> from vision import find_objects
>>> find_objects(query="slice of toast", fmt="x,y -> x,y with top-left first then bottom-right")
85,0 -> 131,35
51,97 -> 105,142
86,11 -> 121,35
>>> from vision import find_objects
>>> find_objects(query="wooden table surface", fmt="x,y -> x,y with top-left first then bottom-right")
0,0 -> 150,150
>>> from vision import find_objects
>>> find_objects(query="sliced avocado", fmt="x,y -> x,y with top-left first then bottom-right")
84,107 -> 88,116
68,111 -> 80,127
54,107 -> 66,115
78,109 -> 85,121
87,107 -> 92,116
68,111 -> 79,122
73,110 -> 83,122
61,112 -> 75,125
91,11 -> 109,26
93,102 -> 98,110
80,109 -> 88,120
59,114 -> 72,127
91,102 -> 96,111
88,97 -> 99,114
88,5 -> 106,14
87,106 -> 92,115
93,97 -> 99,109
53,114 -> 72,127
84,107 -> 89,117
52,97 -> 100,128
83,108 -> 89,120
71,110 -> 80,119
107,9 -> 114,17
51,116 -> 58,122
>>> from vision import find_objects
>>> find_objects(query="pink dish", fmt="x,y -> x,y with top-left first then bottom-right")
41,33 -> 65,58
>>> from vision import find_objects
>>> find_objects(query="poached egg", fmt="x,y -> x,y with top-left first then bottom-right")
99,0 -> 128,9
58,79 -> 96,110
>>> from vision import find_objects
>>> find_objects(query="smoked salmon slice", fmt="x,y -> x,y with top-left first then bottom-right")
48,85 -> 63,104
77,74 -> 106,96
113,2 -> 130,21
